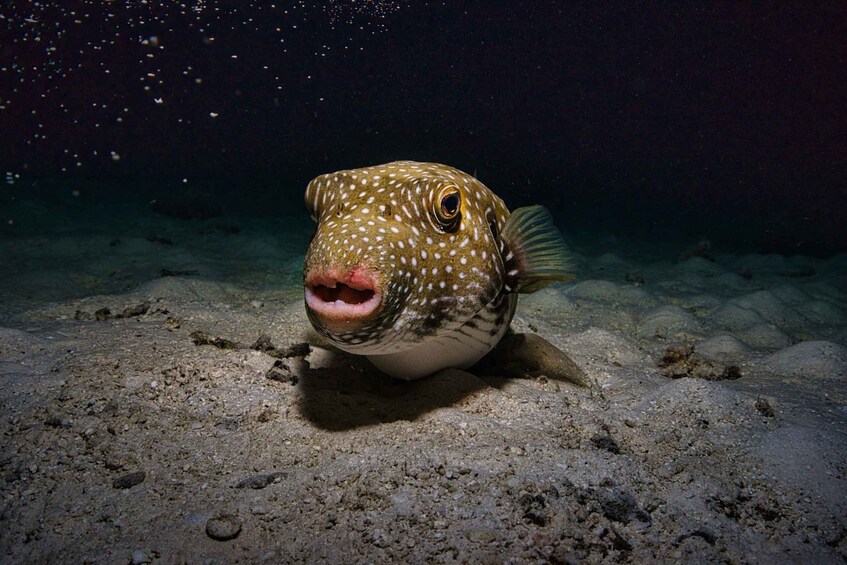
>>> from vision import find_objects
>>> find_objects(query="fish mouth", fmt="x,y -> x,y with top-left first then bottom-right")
304,266 -> 382,329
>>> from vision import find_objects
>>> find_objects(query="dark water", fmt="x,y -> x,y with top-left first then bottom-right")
1,1 -> 845,285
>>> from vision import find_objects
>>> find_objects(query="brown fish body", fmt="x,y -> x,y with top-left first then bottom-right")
303,161 -> 571,379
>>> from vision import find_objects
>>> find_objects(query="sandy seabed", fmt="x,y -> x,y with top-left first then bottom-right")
1,203 -> 845,563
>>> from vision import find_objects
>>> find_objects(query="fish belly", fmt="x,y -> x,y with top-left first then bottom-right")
367,294 -> 517,380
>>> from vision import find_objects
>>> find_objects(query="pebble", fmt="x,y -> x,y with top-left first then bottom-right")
596,487 -> 650,524
235,471 -> 286,489
131,548 -> 151,564
467,529 -> 496,543
206,513 -> 242,541
113,471 -> 146,489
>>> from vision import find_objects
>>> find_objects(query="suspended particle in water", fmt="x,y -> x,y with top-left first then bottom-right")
323,0 -> 407,27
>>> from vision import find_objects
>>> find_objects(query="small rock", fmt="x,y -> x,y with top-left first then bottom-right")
519,492 -> 549,525
265,359 -> 298,385
658,343 -> 742,381
676,528 -> 717,545
130,548 -> 151,564
190,330 -> 241,350
44,413 -> 73,429
234,471 -> 286,489
121,302 -> 150,318
590,433 -> 620,454
206,513 -> 242,541
113,470 -> 145,489
755,397 -> 776,418
607,525 -> 633,551
251,334 -> 276,352
596,487 -> 650,524
95,307 -> 113,321
467,528 -> 497,543
279,342 -> 311,358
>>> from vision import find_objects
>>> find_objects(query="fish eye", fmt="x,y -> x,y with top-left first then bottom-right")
435,188 -> 461,228
441,193 -> 460,217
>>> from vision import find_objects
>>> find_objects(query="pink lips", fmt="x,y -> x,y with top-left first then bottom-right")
304,266 -> 382,327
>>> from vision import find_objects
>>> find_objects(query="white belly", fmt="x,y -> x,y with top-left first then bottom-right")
366,294 -> 517,380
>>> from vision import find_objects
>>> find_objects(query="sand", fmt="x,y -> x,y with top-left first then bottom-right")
1,199 -> 845,563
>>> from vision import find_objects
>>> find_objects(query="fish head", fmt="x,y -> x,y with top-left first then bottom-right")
303,161 -> 510,355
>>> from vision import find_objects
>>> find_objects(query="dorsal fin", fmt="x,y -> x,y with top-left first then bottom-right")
501,205 -> 574,294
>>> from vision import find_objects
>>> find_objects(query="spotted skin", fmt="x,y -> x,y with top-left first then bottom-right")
304,161 -> 546,379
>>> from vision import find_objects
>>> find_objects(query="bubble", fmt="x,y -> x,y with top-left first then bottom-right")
3,1 -> 416,176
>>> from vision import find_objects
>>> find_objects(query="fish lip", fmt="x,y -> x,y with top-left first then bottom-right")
304,266 -> 383,327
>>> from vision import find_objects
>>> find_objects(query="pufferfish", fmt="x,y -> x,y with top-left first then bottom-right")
303,161 -> 573,380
